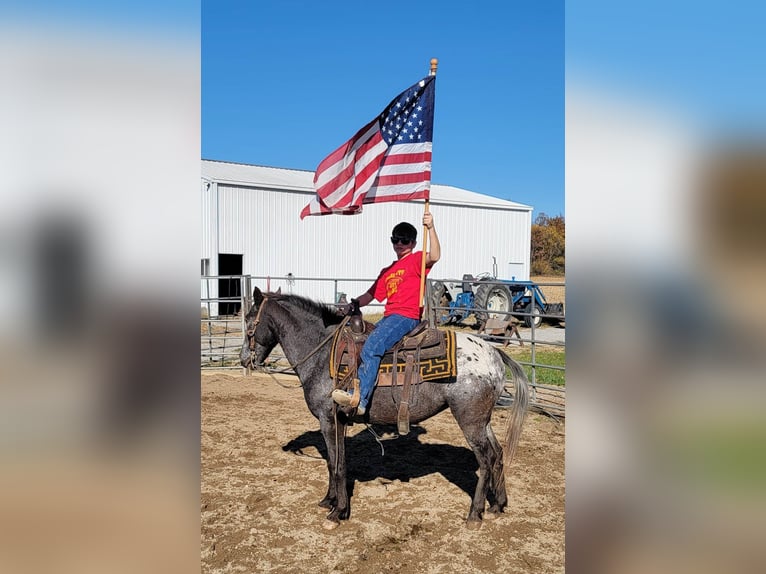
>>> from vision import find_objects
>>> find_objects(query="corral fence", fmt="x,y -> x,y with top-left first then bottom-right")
201,274 -> 565,417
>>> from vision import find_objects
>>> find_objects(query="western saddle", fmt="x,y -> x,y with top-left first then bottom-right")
329,314 -> 456,435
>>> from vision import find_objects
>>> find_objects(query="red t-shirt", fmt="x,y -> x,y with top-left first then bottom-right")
368,251 -> 431,320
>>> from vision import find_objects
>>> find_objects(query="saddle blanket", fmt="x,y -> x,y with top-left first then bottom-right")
329,324 -> 457,386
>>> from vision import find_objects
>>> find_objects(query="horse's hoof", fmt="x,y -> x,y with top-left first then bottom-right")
465,519 -> 483,530
323,520 -> 340,531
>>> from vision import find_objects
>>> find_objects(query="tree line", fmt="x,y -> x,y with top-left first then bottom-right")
531,213 -> 564,275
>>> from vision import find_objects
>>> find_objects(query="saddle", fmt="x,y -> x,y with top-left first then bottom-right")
329,319 -> 457,435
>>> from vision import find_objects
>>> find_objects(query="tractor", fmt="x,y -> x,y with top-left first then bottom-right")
429,273 -> 564,329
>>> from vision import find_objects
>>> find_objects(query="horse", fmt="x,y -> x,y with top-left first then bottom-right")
240,287 -> 529,530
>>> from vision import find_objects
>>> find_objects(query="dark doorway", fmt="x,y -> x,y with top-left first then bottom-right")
218,253 -> 243,316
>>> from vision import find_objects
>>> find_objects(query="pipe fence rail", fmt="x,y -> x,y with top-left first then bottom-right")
201,274 -> 565,417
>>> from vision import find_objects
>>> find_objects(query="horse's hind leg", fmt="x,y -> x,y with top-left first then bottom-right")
452,412 -> 495,527
485,423 -> 507,517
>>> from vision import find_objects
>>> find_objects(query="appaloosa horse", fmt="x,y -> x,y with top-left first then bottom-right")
240,287 -> 529,529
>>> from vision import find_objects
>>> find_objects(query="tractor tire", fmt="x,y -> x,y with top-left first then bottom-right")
524,303 -> 544,328
474,282 -> 512,330
429,281 -> 451,324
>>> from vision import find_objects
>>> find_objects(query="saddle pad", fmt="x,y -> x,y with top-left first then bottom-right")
329,326 -> 457,385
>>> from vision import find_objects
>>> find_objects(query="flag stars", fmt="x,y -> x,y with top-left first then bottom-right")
377,80 -> 433,145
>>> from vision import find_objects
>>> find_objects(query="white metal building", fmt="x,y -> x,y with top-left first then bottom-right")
201,159 -> 532,312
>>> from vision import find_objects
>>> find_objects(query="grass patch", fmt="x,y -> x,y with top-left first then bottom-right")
502,347 -> 565,386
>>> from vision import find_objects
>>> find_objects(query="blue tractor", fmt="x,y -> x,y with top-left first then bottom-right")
429,273 -> 564,329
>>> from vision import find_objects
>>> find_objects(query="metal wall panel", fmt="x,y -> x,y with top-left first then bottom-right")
208,182 -> 532,305
200,180 -> 216,260
200,180 -> 218,309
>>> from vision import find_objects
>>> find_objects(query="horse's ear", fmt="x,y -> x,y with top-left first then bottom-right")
274,286 -> 282,294
252,287 -> 264,306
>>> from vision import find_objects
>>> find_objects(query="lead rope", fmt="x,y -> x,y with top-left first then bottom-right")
335,406 -> 344,474
364,424 -> 387,456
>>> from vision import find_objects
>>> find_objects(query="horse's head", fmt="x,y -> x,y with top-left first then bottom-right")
240,286 -> 279,369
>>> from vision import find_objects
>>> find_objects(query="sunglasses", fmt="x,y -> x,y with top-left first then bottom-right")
390,236 -> 414,245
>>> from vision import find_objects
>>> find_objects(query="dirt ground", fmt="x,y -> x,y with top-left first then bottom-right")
201,371 -> 564,573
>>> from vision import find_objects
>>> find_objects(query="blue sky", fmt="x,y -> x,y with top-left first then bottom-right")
6,1 -> 764,222
202,1 -> 564,218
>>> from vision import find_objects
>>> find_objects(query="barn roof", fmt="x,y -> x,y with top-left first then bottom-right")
202,159 -> 532,212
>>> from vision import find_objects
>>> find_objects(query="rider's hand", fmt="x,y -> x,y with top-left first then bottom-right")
341,298 -> 361,316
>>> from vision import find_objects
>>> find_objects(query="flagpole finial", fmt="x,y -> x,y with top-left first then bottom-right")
430,58 -> 438,76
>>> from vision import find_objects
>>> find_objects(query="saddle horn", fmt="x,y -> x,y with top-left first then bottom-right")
349,298 -> 364,334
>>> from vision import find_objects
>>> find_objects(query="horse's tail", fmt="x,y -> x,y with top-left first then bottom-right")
497,349 -> 530,471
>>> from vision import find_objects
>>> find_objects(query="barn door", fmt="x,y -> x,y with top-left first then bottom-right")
218,253 -> 242,315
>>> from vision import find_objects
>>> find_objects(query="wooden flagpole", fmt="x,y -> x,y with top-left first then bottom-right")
419,58 -> 438,314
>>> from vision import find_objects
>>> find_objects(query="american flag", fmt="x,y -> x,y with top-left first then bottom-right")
300,75 -> 435,219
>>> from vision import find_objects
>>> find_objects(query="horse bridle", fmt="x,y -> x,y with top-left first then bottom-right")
246,296 -> 350,374
246,295 -> 271,370
246,297 -> 267,347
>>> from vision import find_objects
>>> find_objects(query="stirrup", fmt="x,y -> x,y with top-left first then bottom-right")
332,378 -> 360,408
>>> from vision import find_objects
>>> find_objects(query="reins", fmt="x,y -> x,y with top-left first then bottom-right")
247,296 -> 350,385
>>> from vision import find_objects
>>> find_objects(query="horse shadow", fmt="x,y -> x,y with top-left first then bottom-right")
282,426 -> 479,500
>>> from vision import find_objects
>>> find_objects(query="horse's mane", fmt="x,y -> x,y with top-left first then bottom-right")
270,292 -> 344,327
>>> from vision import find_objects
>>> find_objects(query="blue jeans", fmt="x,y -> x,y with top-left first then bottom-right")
357,314 -> 420,410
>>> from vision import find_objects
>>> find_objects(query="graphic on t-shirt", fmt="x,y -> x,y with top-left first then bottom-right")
385,269 -> 405,299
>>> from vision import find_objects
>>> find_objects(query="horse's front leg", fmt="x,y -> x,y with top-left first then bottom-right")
318,415 -> 349,529
317,416 -> 338,510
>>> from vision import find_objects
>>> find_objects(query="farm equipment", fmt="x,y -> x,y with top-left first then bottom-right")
429,273 -> 564,329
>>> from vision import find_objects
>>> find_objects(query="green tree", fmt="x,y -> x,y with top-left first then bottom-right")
531,213 -> 565,275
